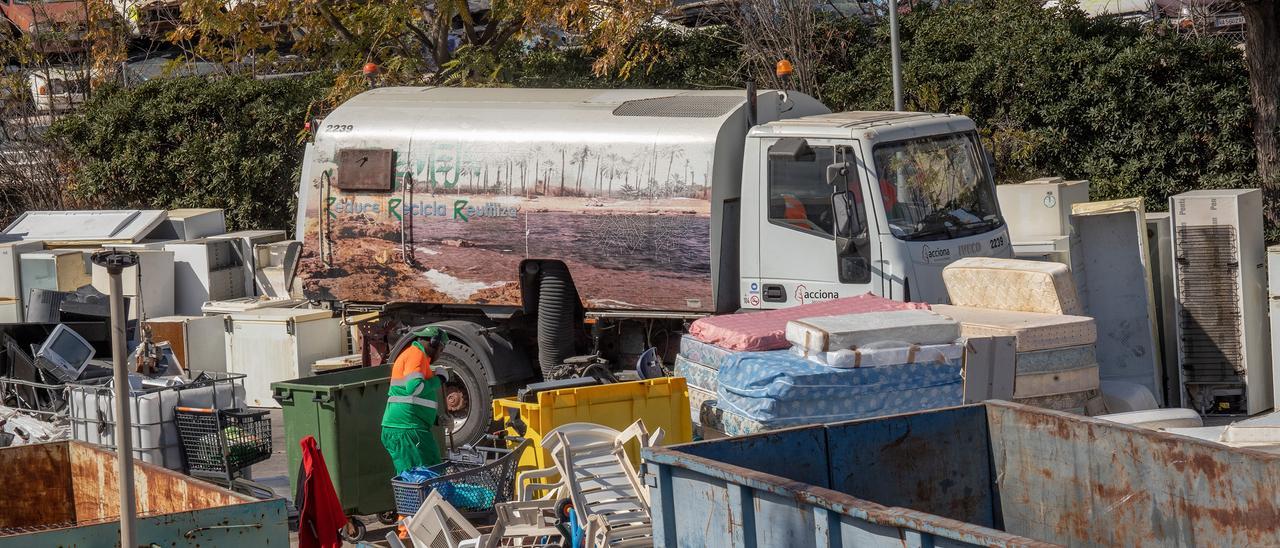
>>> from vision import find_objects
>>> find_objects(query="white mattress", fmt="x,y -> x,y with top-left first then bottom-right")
1016,345 -> 1096,374
1013,365 -> 1101,398
931,305 -> 1096,352
943,257 -> 1083,315
1013,389 -> 1102,414
786,309 -> 959,353
688,384 -> 716,427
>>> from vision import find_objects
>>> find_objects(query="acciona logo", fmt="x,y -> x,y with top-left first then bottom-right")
794,284 -> 839,304
921,244 -> 951,263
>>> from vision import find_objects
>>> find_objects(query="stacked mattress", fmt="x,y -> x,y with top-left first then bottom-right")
943,258 -> 1085,315
716,347 -> 964,433
675,299 -> 968,437
938,257 -> 1103,414
687,293 -> 928,351
674,335 -> 741,436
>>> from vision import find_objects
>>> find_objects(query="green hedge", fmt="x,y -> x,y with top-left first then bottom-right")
51,74 -> 330,232
825,0 -> 1257,210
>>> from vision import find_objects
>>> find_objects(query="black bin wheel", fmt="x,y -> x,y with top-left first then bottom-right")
377,510 -> 399,525
340,516 -> 366,542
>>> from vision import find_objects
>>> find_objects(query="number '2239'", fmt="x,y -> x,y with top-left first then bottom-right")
325,124 -> 354,133
989,235 -> 1006,248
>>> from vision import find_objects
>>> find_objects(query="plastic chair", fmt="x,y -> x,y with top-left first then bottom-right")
405,490 -> 482,548
475,500 -> 567,548
542,420 -> 664,547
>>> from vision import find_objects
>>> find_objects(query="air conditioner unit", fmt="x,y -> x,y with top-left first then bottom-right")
1171,189 -> 1270,416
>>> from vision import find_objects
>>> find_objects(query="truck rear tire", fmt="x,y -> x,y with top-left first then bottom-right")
434,340 -> 493,447
536,263 -> 577,379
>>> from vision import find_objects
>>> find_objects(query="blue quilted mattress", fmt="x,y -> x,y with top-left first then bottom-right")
716,349 -> 964,428
674,355 -> 719,392
678,335 -> 738,370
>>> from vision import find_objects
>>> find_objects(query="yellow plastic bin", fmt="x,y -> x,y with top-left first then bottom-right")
492,377 -> 693,470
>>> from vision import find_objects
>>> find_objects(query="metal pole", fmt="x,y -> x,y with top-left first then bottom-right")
889,1 -> 904,111
92,250 -> 139,548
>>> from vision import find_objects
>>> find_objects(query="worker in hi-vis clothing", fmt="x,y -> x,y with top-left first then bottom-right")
382,326 -> 446,473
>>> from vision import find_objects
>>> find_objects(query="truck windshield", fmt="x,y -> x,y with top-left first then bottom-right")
873,132 -> 1002,241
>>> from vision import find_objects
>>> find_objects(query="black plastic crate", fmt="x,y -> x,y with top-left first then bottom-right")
175,407 -> 271,480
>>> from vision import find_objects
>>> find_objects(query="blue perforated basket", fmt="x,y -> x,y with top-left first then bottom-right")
390,437 -> 530,517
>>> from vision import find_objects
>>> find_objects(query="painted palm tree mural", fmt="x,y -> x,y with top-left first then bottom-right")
301,138 -> 716,312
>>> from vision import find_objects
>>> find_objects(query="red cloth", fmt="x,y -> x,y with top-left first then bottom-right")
298,435 -> 347,548
688,293 -> 929,351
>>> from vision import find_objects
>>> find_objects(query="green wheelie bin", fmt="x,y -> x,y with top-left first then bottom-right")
271,365 -> 446,541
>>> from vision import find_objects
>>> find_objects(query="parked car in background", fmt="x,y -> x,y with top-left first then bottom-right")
113,0 -> 182,39
1156,0 -> 1244,38
0,0 -> 90,53
1066,0 -> 1160,23
1047,0 -> 1242,38
28,67 -> 91,112
122,51 -> 226,83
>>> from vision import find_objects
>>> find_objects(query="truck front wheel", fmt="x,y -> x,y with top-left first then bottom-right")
434,340 -> 493,446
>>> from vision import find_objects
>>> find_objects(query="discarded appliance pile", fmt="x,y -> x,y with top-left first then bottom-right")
0,208 -> 309,475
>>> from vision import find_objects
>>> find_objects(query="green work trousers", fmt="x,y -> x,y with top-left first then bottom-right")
381,426 -> 441,474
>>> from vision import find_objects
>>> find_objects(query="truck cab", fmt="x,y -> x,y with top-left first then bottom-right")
740,112 -> 1010,307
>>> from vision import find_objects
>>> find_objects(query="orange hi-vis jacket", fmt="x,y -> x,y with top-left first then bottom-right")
381,341 -> 441,429
782,194 -> 808,221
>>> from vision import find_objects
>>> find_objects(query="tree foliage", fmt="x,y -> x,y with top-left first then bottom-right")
49,75 -> 330,232
510,25 -> 742,88
172,0 -> 669,90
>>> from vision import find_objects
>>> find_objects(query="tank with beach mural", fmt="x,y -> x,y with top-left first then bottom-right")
299,138 -> 716,313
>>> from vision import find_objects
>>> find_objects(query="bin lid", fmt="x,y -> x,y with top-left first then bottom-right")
227,308 -> 334,323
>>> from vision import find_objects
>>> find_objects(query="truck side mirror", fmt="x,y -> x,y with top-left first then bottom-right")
826,162 -> 850,186
831,191 -> 860,255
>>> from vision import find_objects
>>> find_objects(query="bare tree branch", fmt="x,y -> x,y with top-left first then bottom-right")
316,1 -> 358,43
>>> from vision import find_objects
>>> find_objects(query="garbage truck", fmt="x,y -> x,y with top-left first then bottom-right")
295,86 -> 1012,442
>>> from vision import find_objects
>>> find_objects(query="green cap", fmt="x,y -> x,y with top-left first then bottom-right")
412,326 -> 448,343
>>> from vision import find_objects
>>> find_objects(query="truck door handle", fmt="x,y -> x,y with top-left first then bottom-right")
762,284 -> 786,303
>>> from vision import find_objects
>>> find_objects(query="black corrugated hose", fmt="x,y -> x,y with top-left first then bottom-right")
536,263 -> 577,380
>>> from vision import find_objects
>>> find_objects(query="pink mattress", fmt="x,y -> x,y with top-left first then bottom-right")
689,293 -> 929,351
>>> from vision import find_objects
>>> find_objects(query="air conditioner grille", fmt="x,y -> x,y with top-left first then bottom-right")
1175,225 -> 1243,382
612,95 -> 741,118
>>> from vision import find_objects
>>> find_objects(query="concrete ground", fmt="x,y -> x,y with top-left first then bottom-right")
255,408 -> 398,547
